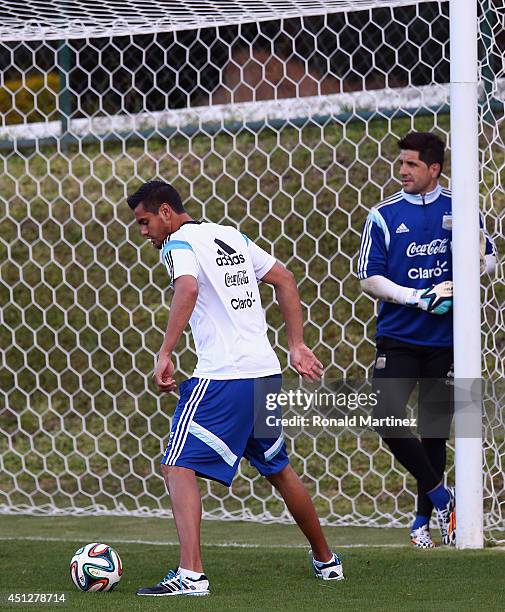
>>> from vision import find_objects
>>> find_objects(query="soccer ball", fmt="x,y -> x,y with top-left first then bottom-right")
70,543 -> 123,592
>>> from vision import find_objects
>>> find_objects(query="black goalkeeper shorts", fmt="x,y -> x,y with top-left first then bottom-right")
372,336 -> 454,438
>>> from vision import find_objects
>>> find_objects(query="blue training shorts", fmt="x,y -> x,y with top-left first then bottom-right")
161,375 -> 288,486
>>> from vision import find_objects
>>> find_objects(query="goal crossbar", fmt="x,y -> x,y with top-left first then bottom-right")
0,0 -> 444,41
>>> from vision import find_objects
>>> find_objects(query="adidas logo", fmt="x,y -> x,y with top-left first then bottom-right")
395,223 -> 410,234
214,238 -> 245,266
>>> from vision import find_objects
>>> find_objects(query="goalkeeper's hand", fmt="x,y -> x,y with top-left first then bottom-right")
407,280 -> 453,315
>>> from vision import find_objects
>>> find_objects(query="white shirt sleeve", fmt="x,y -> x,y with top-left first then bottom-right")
162,242 -> 199,281
246,238 -> 276,280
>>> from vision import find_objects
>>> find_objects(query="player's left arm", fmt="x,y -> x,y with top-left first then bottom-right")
260,262 -> 323,382
154,275 -> 198,393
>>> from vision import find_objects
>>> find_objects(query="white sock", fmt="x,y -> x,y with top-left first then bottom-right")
314,554 -> 334,566
179,567 -> 204,580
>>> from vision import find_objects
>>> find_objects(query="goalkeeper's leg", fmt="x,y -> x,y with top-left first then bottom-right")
416,437 -> 447,521
416,368 -> 453,530
417,350 -> 455,544
373,338 -> 454,545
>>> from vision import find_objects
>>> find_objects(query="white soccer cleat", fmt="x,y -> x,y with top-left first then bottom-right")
436,486 -> 456,546
410,524 -> 436,549
310,551 -> 345,581
136,568 -> 210,597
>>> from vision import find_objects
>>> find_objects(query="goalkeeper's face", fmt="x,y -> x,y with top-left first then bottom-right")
399,149 -> 439,195
134,202 -> 172,249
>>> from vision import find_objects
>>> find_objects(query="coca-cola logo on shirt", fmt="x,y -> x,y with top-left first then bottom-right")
225,270 -> 249,287
406,238 -> 449,257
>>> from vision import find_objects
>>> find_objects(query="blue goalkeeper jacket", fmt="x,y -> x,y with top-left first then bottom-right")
357,184 -> 494,347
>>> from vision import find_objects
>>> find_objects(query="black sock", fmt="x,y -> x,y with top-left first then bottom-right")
417,438 -> 447,516
382,437 -> 440,492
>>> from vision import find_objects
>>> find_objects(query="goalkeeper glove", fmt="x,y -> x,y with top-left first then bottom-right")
406,280 -> 453,315
480,229 -> 489,274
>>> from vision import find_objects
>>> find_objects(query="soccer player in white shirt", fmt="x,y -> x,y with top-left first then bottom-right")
128,181 -> 344,596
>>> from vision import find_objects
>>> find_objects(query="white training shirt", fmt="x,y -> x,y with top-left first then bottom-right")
160,221 -> 281,379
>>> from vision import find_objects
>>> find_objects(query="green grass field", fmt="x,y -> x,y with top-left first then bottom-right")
0,516 -> 503,611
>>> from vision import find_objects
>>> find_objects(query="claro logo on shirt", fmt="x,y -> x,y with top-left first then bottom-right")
406,238 -> 449,257
408,259 -> 448,280
231,291 -> 256,310
214,238 -> 246,266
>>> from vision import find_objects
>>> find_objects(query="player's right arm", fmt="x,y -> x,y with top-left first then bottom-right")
357,209 -> 452,315
155,275 -> 198,392
155,239 -> 200,392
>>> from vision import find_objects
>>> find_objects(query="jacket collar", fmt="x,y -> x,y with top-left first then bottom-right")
401,183 -> 442,205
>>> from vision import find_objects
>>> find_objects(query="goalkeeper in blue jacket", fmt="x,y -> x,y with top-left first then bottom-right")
358,132 -> 495,548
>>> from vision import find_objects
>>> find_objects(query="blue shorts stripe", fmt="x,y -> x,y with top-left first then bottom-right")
264,434 -> 285,461
188,421 -> 238,467
165,378 -> 208,465
162,378 -> 207,466
161,445 -> 171,464
165,378 -> 210,466
169,379 -> 211,466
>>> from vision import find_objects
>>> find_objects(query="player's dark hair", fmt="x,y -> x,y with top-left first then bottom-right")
127,180 -> 184,214
398,132 -> 445,176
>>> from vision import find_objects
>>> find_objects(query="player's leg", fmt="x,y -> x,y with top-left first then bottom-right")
417,437 -> 447,517
266,464 -> 343,580
373,338 -> 433,486
266,464 -> 331,561
418,347 -> 455,545
161,465 -> 203,572
137,377 -> 218,597
373,338 -> 442,547
246,375 -> 344,581
137,464 -> 210,596
138,377 -> 266,596
415,428 -> 449,542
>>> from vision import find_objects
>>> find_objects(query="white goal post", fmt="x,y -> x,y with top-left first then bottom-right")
0,0 -> 503,544
450,0 -> 483,549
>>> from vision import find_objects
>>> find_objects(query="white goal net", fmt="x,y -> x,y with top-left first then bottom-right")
0,0 -> 503,541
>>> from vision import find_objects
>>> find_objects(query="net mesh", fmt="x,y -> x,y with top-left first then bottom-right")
0,1 -> 438,40
0,0 -> 503,541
